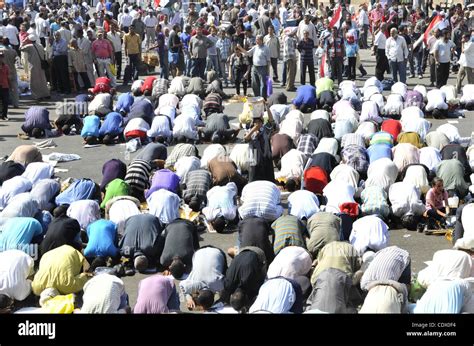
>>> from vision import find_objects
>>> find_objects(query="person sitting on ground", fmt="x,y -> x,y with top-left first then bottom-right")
0,250 -> 34,302
423,177 -> 450,231
179,246 -> 227,310
220,246 -> 268,313
159,219 -> 200,279
133,274 -> 181,313
32,244 -> 91,295
81,115 -> 101,145
99,112 -> 123,145
21,106 -> 52,138
292,84 -> 317,113
119,214 -> 164,273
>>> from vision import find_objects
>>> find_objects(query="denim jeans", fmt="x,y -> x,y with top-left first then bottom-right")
207,54 -> 220,75
159,50 -> 169,80
191,58 -> 206,79
411,49 -> 423,76
390,60 -> 407,83
251,65 -> 268,98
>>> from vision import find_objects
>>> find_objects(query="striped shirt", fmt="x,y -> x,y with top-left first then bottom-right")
152,78 -> 169,99
238,180 -> 283,221
271,215 -> 307,256
360,246 -> 410,291
297,134 -> 319,158
341,133 -> 366,149
165,143 -> 198,169
203,93 -> 223,115
124,159 -> 152,193
297,38 -> 315,64
370,131 -> 394,147
183,170 -> 212,202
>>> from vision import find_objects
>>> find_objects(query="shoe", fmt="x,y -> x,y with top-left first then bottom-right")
417,223 -> 425,233
410,74 -> 415,78
274,79 -> 280,83
418,75 -> 423,79
125,268 -> 135,276
286,87 -> 297,92
429,83 -> 435,87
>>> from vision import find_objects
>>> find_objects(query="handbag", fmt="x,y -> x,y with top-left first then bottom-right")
33,44 -> 49,70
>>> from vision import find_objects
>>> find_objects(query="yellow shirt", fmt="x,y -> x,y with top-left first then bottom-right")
124,33 -> 141,55
32,245 -> 89,296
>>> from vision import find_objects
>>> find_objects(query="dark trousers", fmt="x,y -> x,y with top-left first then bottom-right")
191,58 -> 206,79
300,60 -> 315,86
52,55 -> 71,93
233,66 -> 247,95
128,54 -> 140,82
0,88 -> 8,118
270,57 -> 278,80
115,51 -> 122,78
251,65 -> 268,99
375,49 -> 389,81
40,37 -> 46,48
429,54 -> 437,84
330,56 -> 343,84
436,62 -> 450,88
360,24 -> 369,49
348,56 -> 356,80
73,72 -> 91,90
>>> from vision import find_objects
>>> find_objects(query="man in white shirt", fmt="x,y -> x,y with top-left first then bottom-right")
385,28 -> 408,83
4,19 -> 19,51
297,13 -> 318,44
119,8 -> 133,33
144,10 -> 158,49
434,29 -> 455,88
238,180 -> 283,221
173,114 -> 198,142
35,12 -> 49,47
279,3 -> 288,28
358,4 -> 370,49
0,250 -> 34,302
58,21 -> 72,45
373,22 -> 388,81
107,24 -> 122,79
456,33 -> 473,93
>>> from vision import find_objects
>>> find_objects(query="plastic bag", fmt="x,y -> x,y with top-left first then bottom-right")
42,294 -> 75,314
126,138 -> 141,153
266,76 -> 273,97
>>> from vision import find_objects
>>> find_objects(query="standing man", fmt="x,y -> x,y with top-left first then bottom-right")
434,29 -> 456,88
238,34 -> 271,99
144,10 -> 158,49
282,27 -> 297,91
0,41 -> 19,108
119,8 -> 133,33
456,33 -> 474,93
216,29 -> 232,86
326,26 -> 345,85
77,29 -> 96,90
91,29 -> 116,86
107,24 -> 122,80
358,4 -> 370,49
189,23 -> 214,79
180,25 -> 192,77
264,26 -> 280,83
297,30 -> 315,86
124,25 -> 141,84
256,10 -> 273,37
52,31 -> 71,95
131,11 -> 146,42
385,28 -> 409,84
4,19 -> 19,54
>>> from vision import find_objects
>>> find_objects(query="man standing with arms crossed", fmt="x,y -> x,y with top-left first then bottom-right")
124,25 -> 142,85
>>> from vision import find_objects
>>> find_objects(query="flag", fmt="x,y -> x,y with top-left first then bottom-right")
319,53 -> 330,78
329,6 -> 342,29
413,14 -> 442,50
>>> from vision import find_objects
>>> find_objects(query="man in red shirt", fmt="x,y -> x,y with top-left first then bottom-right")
0,52 -> 10,120
91,29 -> 116,86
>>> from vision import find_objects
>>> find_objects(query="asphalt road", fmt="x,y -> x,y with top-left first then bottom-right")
1,49 -> 472,309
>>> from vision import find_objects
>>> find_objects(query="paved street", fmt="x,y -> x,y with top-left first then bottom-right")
1,49 -> 472,308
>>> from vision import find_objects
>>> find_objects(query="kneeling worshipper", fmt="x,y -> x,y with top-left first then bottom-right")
413,279 -> 472,313
249,277 -> 304,314
359,279 -> 408,313
7,145 -> 42,167
124,159 -> 152,201
30,179 -> 61,212
21,106 -> 52,138
179,246 -> 227,309
40,214 -> 83,256
105,196 -> 141,236
238,180 -> 283,222
0,176 -> 32,209
83,220 -> 119,263
99,159 -> 127,192
0,250 -> 34,302
79,274 -> 128,314
133,274 -> 180,313
32,245 -> 91,295
349,215 -> 389,256
0,193 -> 40,226
201,183 -> 239,233
66,200 -> 101,231
55,178 -> 99,206
21,162 -> 54,185
234,216 -> 275,264
271,215 -> 308,256
306,212 -> 341,258
305,268 -> 360,313
100,179 -> 130,209
0,161 -> 25,186
221,246 -> 268,313
287,190 -> 320,220
98,112 -> 123,144
147,189 -> 181,225
0,217 -> 43,252
119,214 -> 163,273
159,219 -> 200,279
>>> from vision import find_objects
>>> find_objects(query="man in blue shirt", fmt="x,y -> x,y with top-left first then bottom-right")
51,31 -> 71,94
21,106 -> 52,138
114,92 -> 135,115
99,112 -> 123,145
84,219 -> 119,263
292,84 -> 317,113
180,25 -> 192,76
